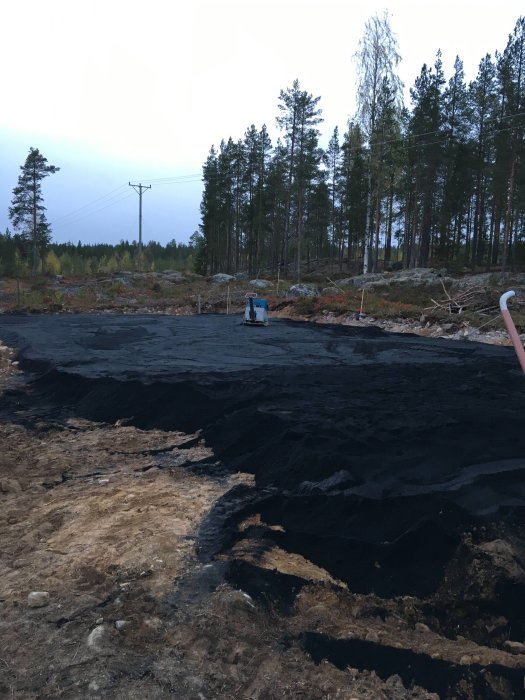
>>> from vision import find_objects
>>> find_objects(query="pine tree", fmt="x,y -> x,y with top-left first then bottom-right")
369,77 -> 404,269
257,125 -> 273,271
438,56 -> 472,263
468,54 -> 498,267
265,139 -> 289,273
217,138 -> 238,273
341,122 -> 368,269
325,127 -> 342,271
9,147 -> 60,274
498,17 -> 525,271
407,54 -> 446,267
276,79 -> 323,280
199,146 -> 219,274
246,125 -> 272,273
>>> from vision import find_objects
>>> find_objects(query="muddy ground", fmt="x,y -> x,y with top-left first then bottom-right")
1,314 -> 525,699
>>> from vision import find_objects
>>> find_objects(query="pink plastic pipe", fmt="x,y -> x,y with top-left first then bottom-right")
500,290 -> 525,374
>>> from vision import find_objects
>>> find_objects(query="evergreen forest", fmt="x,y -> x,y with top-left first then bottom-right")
198,15 -> 525,279
0,233 -> 195,277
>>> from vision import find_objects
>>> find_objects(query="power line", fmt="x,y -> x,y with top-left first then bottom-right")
49,110 -> 525,230
138,173 -> 202,185
53,184 -> 129,224
53,191 -> 135,229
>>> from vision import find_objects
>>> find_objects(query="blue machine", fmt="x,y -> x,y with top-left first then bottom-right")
243,293 -> 269,326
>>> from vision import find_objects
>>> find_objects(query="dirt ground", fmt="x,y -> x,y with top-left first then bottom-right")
1,316 -> 525,700
0,367 -> 440,700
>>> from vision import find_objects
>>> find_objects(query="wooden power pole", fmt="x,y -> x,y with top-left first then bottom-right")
129,183 -> 151,262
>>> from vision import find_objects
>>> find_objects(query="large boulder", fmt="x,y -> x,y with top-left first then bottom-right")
332,278 -> 352,286
250,279 -> 271,290
448,272 -> 525,291
98,276 -> 133,287
338,274 -> 384,287
321,287 -> 344,295
288,283 -> 319,297
390,267 -> 450,284
161,271 -> 185,283
210,273 -> 235,284
339,268 -> 453,289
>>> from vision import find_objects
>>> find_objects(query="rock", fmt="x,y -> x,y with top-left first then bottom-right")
161,271 -> 185,282
450,272 -> 495,290
459,655 -> 472,665
28,591 -> 50,608
288,283 -> 319,297
321,287 -> 343,295
415,622 -> 431,633
210,273 -> 235,284
87,624 -> 106,649
478,539 -> 522,577
503,640 -> 525,654
339,268 -> 454,290
249,279 -> 271,289
365,630 -> 380,642
217,589 -> 256,613
385,675 -> 405,690
115,620 -> 129,631
480,539 -> 515,557
100,276 -> 132,287
144,617 -> 163,630
307,603 -> 330,618
344,273 -> 385,288
233,272 -> 248,280
12,558 -> 29,568
1,478 -> 22,493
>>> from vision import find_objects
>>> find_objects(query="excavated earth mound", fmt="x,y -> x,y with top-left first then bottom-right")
1,313 -> 525,699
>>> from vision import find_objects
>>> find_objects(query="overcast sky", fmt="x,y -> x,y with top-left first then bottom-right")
1,0 -> 523,247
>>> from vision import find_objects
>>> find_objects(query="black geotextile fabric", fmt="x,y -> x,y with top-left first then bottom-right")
1,314 -> 525,602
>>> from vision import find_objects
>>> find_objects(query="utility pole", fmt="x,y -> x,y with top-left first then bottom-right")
129,183 -> 151,266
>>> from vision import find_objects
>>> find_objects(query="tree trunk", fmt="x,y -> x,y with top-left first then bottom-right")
32,171 -> 38,275
501,147 -> 517,273
384,182 -> 394,266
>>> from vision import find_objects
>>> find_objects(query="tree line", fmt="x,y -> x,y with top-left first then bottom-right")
3,147 -> 196,277
0,231 -> 195,276
197,14 -> 525,279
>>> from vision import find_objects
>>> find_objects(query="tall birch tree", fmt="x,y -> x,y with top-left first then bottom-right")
354,11 -> 402,273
